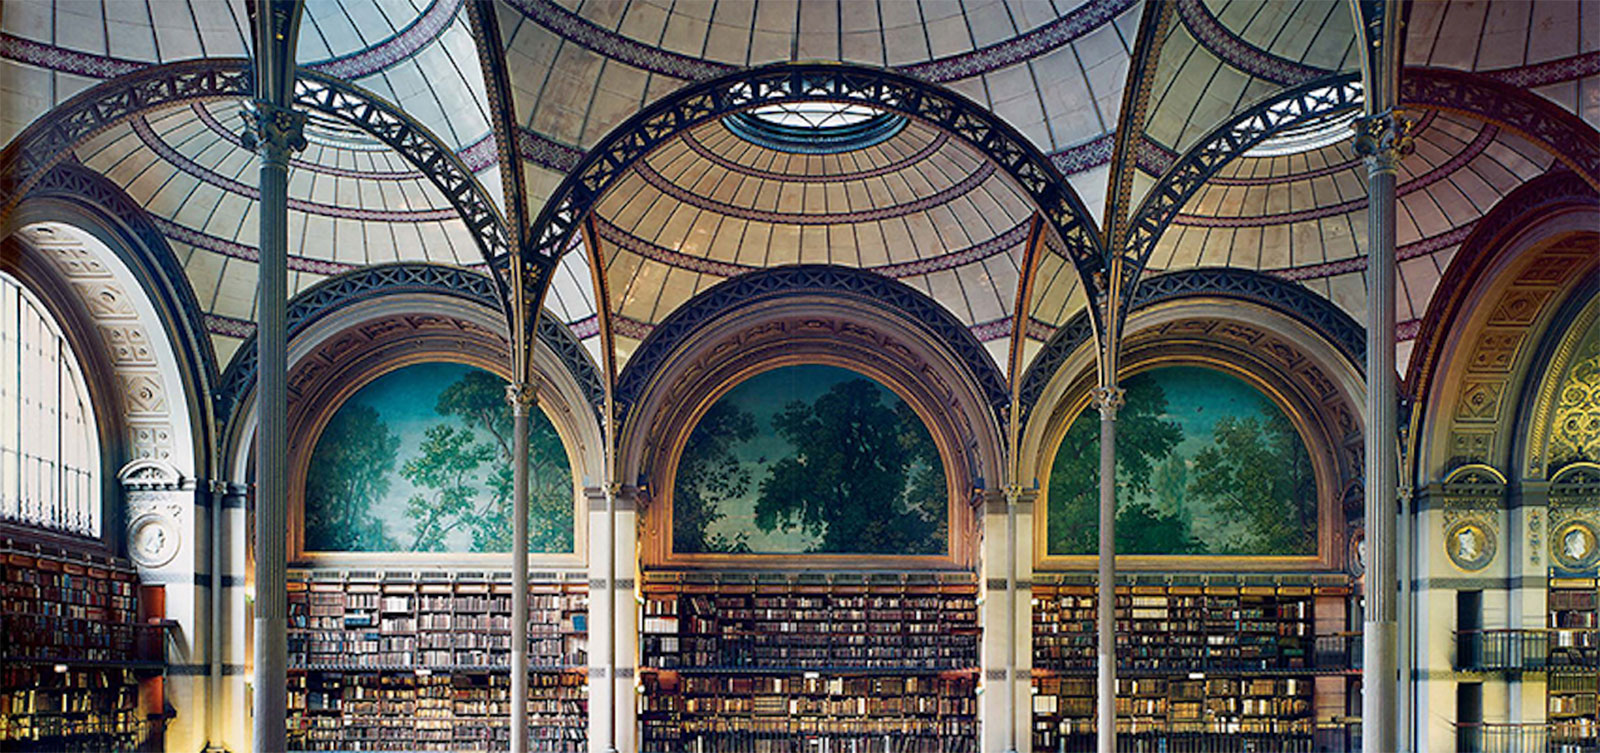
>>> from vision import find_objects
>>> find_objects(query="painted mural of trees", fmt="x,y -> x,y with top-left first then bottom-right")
302,364 -> 576,554
303,403 -> 400,551
430,370 -> 575,553
673,401 -> 758,554
1045,367 -> 1318,557
755,379 -> 944,554
1187,410 -> 1317,554
1045,376 -> 1193,555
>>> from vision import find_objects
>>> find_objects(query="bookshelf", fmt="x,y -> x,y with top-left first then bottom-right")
639,572 -> 980,753
1548,576 -> 1598,750
0,542 -> 164,751
286,571 -> 588,752
1031,576 -> 1352,752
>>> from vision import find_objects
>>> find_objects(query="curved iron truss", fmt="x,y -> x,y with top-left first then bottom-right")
612,265 -> 1011,428
1018,266 -> 1365,423
515,62 -> 1112,351
1112,72 -> 1363,328
214,263 -> 604,425
0,58 -> 513,317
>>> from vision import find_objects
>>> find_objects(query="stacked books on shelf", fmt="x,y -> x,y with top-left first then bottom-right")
1548,576 -> 1599,749
0,542 -> 159,750
1031,576 -> 1350,752
286,570 -> 588,752
639,572 -> 979,753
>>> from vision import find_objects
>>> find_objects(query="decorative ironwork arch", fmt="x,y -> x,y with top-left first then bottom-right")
1018,266 -> 1365,422
612,265 -> 1011,426
1113,73 -> 1364,327
516,62 -> 1111,358
214,263 -> 603,424
0,58 -> 512,316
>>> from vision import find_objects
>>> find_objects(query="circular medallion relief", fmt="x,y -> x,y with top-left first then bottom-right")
1552,520 -> 1599,571
128,513 -> 180,569
1445,520 -> 1495,572
1347,527 -> 1366,577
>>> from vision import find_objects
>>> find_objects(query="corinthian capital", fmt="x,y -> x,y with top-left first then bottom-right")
1090,385 -> 1126,418
504,382 -> 537,414
240,100 -> 308,154
1351,109 -> 1415,167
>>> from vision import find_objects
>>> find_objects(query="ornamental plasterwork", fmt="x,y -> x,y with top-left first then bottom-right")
1438,463 -> 1505,573
1549,463 -> 1600,572
118,459 -> 190,571
1547,333 -> 1600,472
1444,236 -> 1595,471
27,227 -> 177,463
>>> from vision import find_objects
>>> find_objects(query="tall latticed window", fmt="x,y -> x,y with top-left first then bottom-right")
0,271 -> 99,537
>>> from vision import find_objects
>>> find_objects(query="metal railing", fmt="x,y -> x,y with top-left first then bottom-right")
1456,630 -> 1600,672
1041,721 -> 1362,753
1454,722 -> 1600,753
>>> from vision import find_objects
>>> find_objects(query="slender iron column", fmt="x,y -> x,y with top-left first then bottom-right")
1351,3 -> 1410,750
1355,110 -> 1409,753
1092,383 -> 1123,753
245,4 -> 303,751
507,385 -> 534,753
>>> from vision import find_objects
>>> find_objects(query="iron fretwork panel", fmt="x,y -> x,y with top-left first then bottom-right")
1112,73 -> 1363,327
214,263 -> 603,424
517,63 -> 1109,340
0,59 -> 515,319
1017,267 -> 1365,423
611,265 -> 1011,427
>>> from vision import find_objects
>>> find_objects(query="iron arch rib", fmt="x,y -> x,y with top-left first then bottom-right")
0,58 -> 514,322
519,62 -> 1111,345
1113,73 -> 1364,328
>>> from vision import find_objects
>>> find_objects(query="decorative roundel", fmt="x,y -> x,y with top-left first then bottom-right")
1347,526 -> 1366,578
1445,520 -> 1496,572
1552,520 -> 1599,571
127,513 -> 180,569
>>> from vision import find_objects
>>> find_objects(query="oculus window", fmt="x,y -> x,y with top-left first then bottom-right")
302,362 -> 574,554
0,272 -> 99,538
724,102 -> 907,154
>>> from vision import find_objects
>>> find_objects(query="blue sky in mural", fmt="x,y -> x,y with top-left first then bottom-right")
1135,366 -> 1285,546
339,362 -> 479,550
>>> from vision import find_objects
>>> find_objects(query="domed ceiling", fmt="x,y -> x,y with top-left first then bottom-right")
2,0 -> 1596,393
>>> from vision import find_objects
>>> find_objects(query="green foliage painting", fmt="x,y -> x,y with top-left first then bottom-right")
673,365 -> 947,555
303,362 -> 575,554
1046,366 -> 1317,557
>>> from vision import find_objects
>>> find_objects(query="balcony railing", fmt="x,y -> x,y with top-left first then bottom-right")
1456,630 -> 1600,672
1044,721 -> 1361,753
1454,722 -> 1600,753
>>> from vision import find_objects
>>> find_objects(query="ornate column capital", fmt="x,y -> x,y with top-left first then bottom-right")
239,100 -> 307,155
1351,110 -> 1415,171
1090,385 -> 1126,418
504,382 -> 537,415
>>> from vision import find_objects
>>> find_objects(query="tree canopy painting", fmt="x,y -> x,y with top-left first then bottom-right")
303,362 -> 575,554
1046,366 -> 1317,557
672,364 -> 947,556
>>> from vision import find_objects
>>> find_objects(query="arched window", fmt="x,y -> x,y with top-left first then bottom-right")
0,271 -> 100,538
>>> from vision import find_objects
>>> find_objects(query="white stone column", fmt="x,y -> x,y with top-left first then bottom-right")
611,487 -> 640,753
508,385 -> 534,753
981,489 -> 1010,753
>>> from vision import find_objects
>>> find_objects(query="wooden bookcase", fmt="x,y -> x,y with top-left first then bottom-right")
1031,575 -> 1353,752
286,570 -> 588,752
0,541 -> 165,751
638,571 -> 979,753
1548,576 -> 1598,750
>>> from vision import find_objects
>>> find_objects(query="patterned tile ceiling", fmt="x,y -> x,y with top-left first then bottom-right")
1,0 -> 1594,387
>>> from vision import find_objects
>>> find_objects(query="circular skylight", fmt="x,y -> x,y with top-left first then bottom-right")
1243,86 -> 1365,158
746,102 -> 886,129
724,101 -> 907,154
